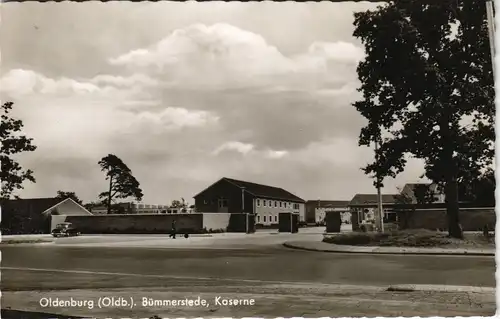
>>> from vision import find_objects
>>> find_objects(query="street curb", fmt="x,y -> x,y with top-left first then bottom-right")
386,284 -> 496,293
283,242 -> 496,256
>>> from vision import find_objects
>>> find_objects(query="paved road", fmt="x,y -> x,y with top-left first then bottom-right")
2,244 -> 495,288
1,233 -> 496,318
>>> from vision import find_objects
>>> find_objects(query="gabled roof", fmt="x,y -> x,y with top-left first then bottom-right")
349,194 -> 399,206
1,197 -> 65,216
306,200 -> 350,208
195,177 -> 305,202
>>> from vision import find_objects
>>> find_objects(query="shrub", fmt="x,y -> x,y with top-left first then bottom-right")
323,232 -> 384,245
323,229 -> 454,247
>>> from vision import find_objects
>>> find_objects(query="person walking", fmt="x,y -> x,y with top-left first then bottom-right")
169,219 -> 177,239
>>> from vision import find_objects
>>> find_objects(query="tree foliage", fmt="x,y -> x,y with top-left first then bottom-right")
353,0 -> 494,238
0,102 -> 37,200
56,191 -> 83,205
459,168 -> 495,206
413,184 -> 437,205
98,154 -> 143,214
83,201 -> 102,211
171,198 -> 187,212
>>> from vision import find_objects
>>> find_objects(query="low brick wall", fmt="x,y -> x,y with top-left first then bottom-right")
397,208 -> 495,231
52,212 -> 252,234
55,214 -> 204,234
199,212 -> 252,233
202,213 -> 231,232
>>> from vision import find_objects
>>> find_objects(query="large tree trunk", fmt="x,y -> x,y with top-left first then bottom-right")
440,118 -> 463,239
107,176 -> 113,215
444,178 -> 463,239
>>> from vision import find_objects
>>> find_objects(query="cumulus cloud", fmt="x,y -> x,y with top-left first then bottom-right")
109,23 -> 364,91
265,150 -> 289,159
89,74 -> 159,88
1,69 -> 104,97
132,108 -> 219,131
0,69 -> 153,100
212,141 -> 290,160
212,141 -> 255,155
0,68 -> 220,162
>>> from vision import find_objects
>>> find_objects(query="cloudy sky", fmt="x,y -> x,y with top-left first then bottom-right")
1,1 -> 430,205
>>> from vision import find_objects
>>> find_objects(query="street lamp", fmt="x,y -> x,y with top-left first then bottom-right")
374,134 -> 385,233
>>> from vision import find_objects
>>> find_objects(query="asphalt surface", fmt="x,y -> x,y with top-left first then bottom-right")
1,231 -> 496,317
2,244 -> 496,288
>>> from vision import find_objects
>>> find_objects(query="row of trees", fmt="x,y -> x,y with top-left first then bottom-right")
353,0 -> 495,238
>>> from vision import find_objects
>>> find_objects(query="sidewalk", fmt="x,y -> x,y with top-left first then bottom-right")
283,241 -> 496,256
3,283 -> 495,318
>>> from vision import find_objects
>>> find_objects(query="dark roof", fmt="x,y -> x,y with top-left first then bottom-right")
400,183 -> 441,203
1,197 -> 65,215
225,178 -> 305,202
349,194 -> 399,206
196,177 -> 305,202
306,200 -> 350,208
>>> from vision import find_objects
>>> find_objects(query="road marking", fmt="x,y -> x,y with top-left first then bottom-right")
1,266 -> 495,293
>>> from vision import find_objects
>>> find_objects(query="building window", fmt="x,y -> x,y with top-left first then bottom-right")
218,199 -> 228,208
274,215 -> 278,222
279,202 -> 282,207
274,201 -> 277,207
263,200 -> 267,207
263,215 -> 267,222
257,199 -> 261,207
257,215 -> 260,223
203,200 -> 208,204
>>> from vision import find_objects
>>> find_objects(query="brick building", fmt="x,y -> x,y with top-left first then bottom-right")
193,177 -> 306,226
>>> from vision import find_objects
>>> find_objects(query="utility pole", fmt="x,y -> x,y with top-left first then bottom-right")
374,137 -> 385,233
486,0 -> 496,80
317,198 -> 321,224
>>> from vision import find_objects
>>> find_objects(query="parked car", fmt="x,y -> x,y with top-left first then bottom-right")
51,222 -> 80,237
